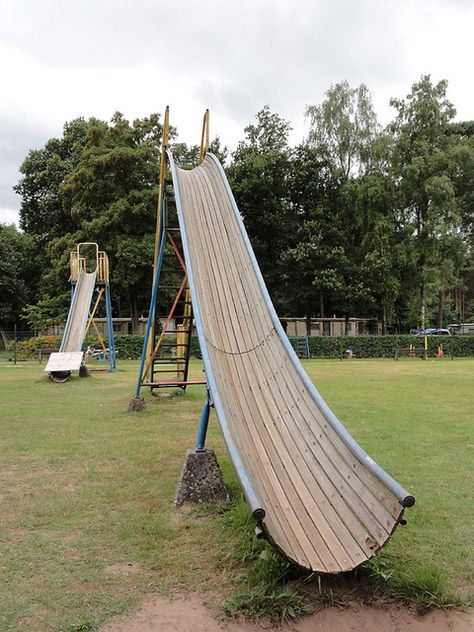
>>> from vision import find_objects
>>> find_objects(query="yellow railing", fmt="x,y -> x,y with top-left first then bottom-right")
70,243 -> 109,284
97,251 -> 109,284
199,109 -> 210,163
70,251 -> 81,282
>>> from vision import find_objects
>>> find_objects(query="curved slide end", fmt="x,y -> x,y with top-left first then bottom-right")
49,371 -> 72,383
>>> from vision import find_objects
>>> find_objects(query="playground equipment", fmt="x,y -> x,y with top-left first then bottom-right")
133,108 -> 208,394
135,109 -> 415,573
45,243 -> 116,382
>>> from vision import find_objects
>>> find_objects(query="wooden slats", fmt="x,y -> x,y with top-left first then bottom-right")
173,155 -> 405,573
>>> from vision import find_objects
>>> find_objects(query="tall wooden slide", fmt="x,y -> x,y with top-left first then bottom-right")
168,151 -> 415,573
44,269 -> 97,382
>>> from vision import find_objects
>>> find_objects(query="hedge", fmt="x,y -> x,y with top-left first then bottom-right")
10,334 -> 201,361
306,334 -> 474,358
9,333 -> 474,361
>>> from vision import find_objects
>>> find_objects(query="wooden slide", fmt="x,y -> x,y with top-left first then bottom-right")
168,151 -> 414,573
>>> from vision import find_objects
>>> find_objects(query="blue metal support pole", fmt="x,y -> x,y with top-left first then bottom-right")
195,395 -> 211,452
104,284 -> 116,372
134,197 -> 167,399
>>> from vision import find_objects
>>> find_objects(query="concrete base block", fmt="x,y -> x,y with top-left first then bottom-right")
174,449 -> 229,508
128,397 -> 145,412
79,365 -> 91,378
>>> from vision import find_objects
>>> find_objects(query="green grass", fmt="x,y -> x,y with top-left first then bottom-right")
304,358 -> 474,601
0,357 -> 473,630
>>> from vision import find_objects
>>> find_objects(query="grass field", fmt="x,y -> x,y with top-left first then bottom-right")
0,357 -> 473,630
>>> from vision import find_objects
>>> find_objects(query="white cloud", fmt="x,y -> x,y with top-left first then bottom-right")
0,207 -> 20,225
1,0 -> 474,223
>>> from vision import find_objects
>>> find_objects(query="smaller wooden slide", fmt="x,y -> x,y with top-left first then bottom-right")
168,151 -> 415,573
44,269 -> 97,381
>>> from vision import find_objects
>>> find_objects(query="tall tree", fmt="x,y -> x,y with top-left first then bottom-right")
15,119 -> 89,243
0,224 -> 37,330
282,143 -> 342,327
389,75 -> 465,329
351,168 -> 404,332
305,81 -> 380,179
227,106 -> 292,307
293,83 -> 386,331
58,112 -> 165,326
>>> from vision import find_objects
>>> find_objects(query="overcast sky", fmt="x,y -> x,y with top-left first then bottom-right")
1,0 -> 473,225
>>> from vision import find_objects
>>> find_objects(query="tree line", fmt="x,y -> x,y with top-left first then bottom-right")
1,75 -> 473,335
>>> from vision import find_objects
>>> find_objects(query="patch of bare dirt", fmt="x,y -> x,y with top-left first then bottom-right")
99,594 -> 474,632
103,562 -> 141,576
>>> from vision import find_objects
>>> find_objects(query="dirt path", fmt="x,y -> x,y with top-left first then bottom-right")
99,594 -> 474,632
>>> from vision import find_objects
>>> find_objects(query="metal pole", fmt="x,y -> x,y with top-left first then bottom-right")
14,323 -> 17,365
105,284 -> 116,371
195,396 -> 211,452
134,201 -> 167,398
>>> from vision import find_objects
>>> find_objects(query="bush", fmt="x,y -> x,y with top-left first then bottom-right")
11,333 -> 203,360
308,335 -> 474,358
13,335 -> 62,360
112,335 -> 145,359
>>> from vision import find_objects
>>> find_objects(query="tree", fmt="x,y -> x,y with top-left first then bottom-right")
52,112 -> 166,326
0,224 -> 36,330
15,119 -> 89,243
351,169 -> 404,332
227,106 -> 292,307
306,81 -> 380,179
288,84 -> 387,331
22,292 -> 70,334
389,75 -> 466,329
282,143 -> 341,327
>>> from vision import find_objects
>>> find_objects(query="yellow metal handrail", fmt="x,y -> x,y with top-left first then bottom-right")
70,244 -> 109,284
199,109 -> 210,163
97,251 -> 109,284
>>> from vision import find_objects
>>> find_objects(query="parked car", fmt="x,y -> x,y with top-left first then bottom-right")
416,328 -> 451,336
447,323 -> 474,334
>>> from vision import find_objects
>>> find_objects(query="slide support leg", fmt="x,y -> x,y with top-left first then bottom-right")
195,394 -> 211,452
105,284 -> 116,372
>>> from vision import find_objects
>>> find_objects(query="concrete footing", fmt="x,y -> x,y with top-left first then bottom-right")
79,365 -> 91,378
174,449 -> 229,508
128,397 -> 145,412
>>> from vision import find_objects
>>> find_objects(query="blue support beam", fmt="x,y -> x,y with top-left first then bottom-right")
104,284 -> 116,372
134,196 -> 167,399
195,395 -> 211,452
